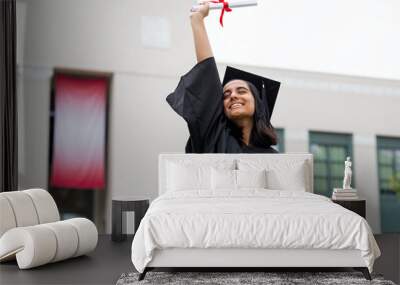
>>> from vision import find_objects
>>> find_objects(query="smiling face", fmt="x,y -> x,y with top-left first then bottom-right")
223,80 -> 255,120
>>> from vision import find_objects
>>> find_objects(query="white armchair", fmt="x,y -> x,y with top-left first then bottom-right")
0,188 -> 98,269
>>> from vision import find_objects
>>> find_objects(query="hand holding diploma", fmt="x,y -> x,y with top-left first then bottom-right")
191,0 -> 258,27
190,1 -> 210,21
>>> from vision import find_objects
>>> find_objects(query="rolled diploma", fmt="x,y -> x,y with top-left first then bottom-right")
192,0 -> 258,11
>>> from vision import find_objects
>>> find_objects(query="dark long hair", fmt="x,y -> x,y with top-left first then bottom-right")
225,81 -> 278,148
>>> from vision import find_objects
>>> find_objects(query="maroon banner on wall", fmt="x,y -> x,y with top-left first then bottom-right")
50,74 -> 107,189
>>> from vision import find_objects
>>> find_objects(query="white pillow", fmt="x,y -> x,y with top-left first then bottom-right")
211,168 -> 268,190
238,158 -> 308,191
265,163 -> 306,191
237,169 -> 267,189
211,168 -> 236,190
166,159 -> 236,192
167,162 -> 211,191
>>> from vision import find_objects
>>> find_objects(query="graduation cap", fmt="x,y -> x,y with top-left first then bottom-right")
222,66 -> 280,121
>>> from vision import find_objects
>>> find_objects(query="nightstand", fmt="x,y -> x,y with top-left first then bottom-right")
332,199 -> 366,218
112,196 -> 150,242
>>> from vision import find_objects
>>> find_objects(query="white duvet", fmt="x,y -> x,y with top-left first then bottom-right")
131,189 -> 380,273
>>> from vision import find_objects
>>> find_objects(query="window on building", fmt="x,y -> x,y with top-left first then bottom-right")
309,131 -> 353,197
273,128 -> 285,153
377,136 -> 400,233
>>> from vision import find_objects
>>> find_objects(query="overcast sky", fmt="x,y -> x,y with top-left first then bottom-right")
205,0 -> 400,80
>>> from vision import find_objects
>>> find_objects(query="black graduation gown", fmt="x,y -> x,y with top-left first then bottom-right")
166,56 -> 278,154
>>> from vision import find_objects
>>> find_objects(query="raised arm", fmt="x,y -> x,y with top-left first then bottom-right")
190,2 -> 213,63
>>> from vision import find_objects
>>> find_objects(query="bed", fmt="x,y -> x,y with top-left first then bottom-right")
131,153 -> 381,280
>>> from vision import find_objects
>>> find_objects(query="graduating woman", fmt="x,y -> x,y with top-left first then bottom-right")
166,1 -> 281,153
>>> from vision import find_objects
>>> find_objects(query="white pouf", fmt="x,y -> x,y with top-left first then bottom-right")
0,196 -> 17,237
24,188 -> 60,223
1,191 -> 39,227
0,189 -> 98,269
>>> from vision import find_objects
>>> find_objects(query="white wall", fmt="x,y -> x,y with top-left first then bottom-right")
206,0 -> 400,80
17,0 -> 195,233
17,0 -> 400,234
21,0 -> 196,77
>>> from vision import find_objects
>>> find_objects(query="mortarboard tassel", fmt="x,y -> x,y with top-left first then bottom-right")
261,81 -> 271,122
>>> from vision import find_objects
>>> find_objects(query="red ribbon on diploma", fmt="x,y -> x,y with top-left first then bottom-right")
211,0 -> 232,27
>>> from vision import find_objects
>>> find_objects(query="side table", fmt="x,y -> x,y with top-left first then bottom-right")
332,199 -> 366,218
112,196 -> 150,242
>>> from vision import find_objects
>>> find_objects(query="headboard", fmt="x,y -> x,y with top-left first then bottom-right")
158,153 -> 314,195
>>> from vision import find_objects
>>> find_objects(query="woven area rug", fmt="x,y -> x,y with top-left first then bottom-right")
116,271 -> 396,285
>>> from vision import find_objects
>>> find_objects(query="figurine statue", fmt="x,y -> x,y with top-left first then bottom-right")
343,157 -> 352,189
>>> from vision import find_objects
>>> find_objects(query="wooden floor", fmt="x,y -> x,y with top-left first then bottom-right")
0,234 -> 399,285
